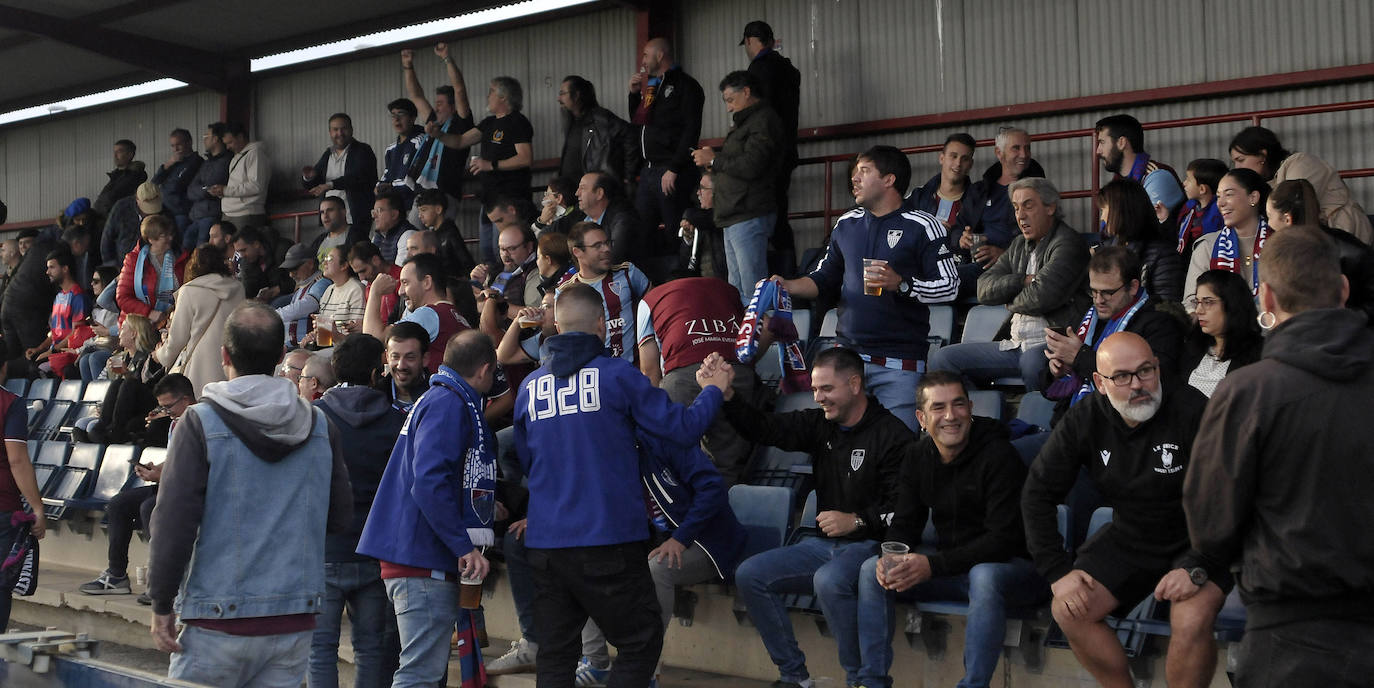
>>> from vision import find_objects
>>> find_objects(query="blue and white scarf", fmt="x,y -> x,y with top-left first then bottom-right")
1210,217 -> 1270,296
431,366 -> 496,547
736,279 -> 809,393
133,245 -> 177,311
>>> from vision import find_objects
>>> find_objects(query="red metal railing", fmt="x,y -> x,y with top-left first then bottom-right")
800,99 -> 1374,232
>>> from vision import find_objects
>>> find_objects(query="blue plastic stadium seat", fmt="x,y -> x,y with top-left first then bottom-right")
928,305 -> 955,345
54,379 -> 85,402
959,305 -> 1009,344
27,379 -> 57,401
81,380 -> 111,403
1015,392 -> 1056,430
791,308 -> 812,346
67,444 -> 138,512
29,399 -> 75,441
753,344 -> 783,387
968,390 -> 1003,420
3,378 -> 28,398
819,309 -> 837,337
729,485 -> 792,565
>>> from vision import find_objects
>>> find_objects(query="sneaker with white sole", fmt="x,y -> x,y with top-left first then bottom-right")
486,637 -> 538,675
574,656 -> 611,687
78,570 -> 131,595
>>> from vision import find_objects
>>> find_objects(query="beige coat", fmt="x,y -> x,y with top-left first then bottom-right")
1274,152 -> 1374,245
155,273 -> 245,397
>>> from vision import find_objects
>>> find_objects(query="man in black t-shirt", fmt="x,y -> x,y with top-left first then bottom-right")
429,76 -> 534,272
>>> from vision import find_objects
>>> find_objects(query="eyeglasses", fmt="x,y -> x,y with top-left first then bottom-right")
1087,284 -> 1126,300
574,240 -> 612,251
498,244 -> 526,255
1102,363 -> 1158,387
1186,295 -> 1220,310
279,363 -> 303,375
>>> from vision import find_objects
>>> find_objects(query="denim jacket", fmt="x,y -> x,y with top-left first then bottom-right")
176,403 -> 333,620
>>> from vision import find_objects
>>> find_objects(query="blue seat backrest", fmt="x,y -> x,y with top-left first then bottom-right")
92,445 -> 138,500
27,379 -> 56,401
1015,392 -> 1056,429
1087,507 -> 1114,538
969,390 -> 1003,420
67,443 -> 103,471
929,305 -> 955,345
819,309 -> 838,337
730,484 -> 792,562
54,380 -> 85,402
32,465 -> 55,493
47,469 -> 87,499
791,309 -> 812,345
799,490 -> 818,529
754,344 -> 783,383
34,441 -> 70,467
82,380 -> 111,403
3,379 -> 28,398
960,305 -> 1009,343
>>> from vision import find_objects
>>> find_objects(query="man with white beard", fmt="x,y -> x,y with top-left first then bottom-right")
1020,332 -> 1229,688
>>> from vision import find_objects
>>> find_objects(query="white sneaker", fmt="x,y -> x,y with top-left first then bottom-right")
486,637 -> 538,675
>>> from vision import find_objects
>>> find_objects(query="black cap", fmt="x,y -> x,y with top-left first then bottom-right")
739,20 -> 774,46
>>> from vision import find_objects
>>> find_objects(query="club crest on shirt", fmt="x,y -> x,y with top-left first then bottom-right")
887,229 -> 903,248
1152,443 -> 1182,474
663,85 -> 675,99
850,448 -> 865,471
492,130 -> 505,144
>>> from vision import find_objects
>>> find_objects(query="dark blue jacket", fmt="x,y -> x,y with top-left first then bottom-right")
639,432 -> 746,579
357,368 -> 496,572
957,159 -> 1046,249
514,331 -> 722,549
316,385 -> 405,563
152,155 -> 203,218
808,206 -> 960,361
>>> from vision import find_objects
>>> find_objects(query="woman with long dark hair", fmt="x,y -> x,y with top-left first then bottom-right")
1097,179 -> 1185,302
1184,168 -> 1270,305
1181,270 -> 1263,397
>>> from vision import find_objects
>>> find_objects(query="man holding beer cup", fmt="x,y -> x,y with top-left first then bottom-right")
358,331 -> 499,687
773,145 -> 959,432
815,371 -> 1047,688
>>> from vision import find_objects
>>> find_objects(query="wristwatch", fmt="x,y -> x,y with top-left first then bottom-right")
1186,566 -> 1208,586
853,515 -> 866,532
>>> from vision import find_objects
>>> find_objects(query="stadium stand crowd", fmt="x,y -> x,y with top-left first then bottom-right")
0,17 -> 1371,688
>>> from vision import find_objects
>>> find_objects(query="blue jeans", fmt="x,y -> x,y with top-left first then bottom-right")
842,556 -> 1047,688
734,537 -> 878,684
927,341 -> 1048,391
185,216 -> 216,249
723,213 -> 776,303
309,560 -> 399,688
169,625 -> 312,688
863,362 -> 922,433
79,350 -> 112,382
385,575 -> 461,688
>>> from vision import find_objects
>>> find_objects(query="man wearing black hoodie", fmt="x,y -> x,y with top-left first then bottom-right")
308,334 -> 404,688
726,346 -> 910,688
1023,332 -> 1228,688
819,371 -> 1045,688
148,302 -> 353,687
1186,227 -> 1374,686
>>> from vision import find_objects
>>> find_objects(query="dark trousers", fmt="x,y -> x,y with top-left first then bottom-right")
106,485 -> 157,575
635,166 -> 698,253
1235,617 -> 1374,687
528,541 -> 663,688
